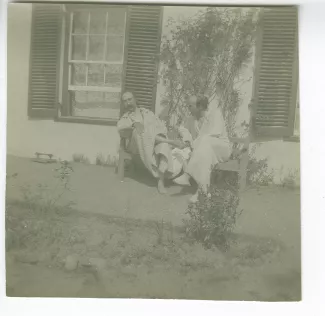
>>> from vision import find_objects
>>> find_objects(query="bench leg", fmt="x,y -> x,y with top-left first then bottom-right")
238,169 -> 247,192
238,152 -> 249,192
118,152 -> 125,182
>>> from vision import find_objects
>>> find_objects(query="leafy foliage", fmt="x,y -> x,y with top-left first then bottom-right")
184,187 -> 242,250
279,167 -> 300,189
214,144 -> 275,187
95,153 -> 118,168
246,144 -> 275,186
159,7 -> 260,134
72,153 -> 90,164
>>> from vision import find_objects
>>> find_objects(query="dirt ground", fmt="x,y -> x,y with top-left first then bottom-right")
5,155 -> 301,301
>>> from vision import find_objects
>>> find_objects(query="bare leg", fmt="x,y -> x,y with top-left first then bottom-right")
157,156 -> 168,194
173,158 -> 191,186
189,190 -> 199,203
173,173 -> 191,186
189,184 -> 208,203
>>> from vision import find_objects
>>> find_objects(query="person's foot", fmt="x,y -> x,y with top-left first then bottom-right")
173,173 -> 191,186
189,191 -> 199,203
158,178 -> 167,194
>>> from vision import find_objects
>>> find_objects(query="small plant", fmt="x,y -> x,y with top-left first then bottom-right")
154,219 -> 165,245
96,153 -> 118,168
153,219 -> 175,246
247,156 -> 275,186
184,187 -> 242,250
95,153 -> 106,166
72,153 -> 90,164
54,160 -> 74,190
106,155 -> 118,167
20,160 -> 74,214
166,221 -> 175,245
246,145 -> 274,187
280,168 -> 299,189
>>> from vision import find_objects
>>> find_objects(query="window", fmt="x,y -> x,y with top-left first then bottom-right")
28,4 -> 163,124
67,8 -> 126,120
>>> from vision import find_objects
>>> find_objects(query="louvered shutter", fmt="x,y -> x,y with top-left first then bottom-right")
122,6 -> 163,114
28,4 -> 62,119
251,6 -> 298,139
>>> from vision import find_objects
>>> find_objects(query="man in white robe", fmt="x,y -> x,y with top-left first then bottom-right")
117,91 -> 186,194
173,95 -> 232,202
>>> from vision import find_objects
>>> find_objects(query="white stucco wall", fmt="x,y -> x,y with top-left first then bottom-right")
7,4 -> 300,183
7,4 -> 121,163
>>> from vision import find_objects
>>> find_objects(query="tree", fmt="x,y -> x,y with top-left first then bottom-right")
159,7 -> 260,136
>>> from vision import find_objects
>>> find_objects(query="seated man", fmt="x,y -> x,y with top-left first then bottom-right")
172,94 -> 232,202
117,91 -> 185,194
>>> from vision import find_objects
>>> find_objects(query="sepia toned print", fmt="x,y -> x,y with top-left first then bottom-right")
6,3 -> 300,301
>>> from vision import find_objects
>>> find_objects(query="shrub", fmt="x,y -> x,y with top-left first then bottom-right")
96,153 -> 118,167
247,156 -> 274,186
280,168 -> 300,189
72,153 -> 90,164
183,187 -> 242,250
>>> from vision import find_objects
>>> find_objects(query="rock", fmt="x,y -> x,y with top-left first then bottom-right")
64,254 -> 79,271
15,252 -> 39,265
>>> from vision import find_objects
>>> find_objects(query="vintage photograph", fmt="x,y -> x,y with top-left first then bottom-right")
6,2 -> 300,301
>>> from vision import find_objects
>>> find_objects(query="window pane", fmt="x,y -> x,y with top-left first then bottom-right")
105,64 -> 122,87
88,64 -> 105,86
71,64 -> 86,86
106,36 -> 124,61
68,8 -> 126,120
71,35 -> 87,60
88,36 -> 105,61
89,12 -> 107,34
107,10 -> 126,35
72,12 -> 88,34
71,91 -> 120,119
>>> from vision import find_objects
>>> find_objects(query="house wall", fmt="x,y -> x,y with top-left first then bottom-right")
7,4 -> 121,164
7,4 -> 300,183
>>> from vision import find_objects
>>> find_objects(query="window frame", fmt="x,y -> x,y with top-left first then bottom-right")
56,4 -> 129,126
284,90 -> 300,143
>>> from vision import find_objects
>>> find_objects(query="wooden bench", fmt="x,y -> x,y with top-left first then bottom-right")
117,136 -> 250,191
217,137 -> 250,192
32,152 -> 57,164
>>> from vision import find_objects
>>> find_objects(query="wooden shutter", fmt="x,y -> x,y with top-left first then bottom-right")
28,4 -> 62,119
251,6 -> 299,139
122,6 -> 163,114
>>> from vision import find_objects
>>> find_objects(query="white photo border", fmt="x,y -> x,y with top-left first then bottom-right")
1,0 -> 324,315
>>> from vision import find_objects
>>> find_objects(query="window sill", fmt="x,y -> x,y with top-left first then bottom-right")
55,116 -> 118,126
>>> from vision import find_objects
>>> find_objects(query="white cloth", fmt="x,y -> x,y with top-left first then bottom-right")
117,107 -> 174,178
173,98 -> 232,190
